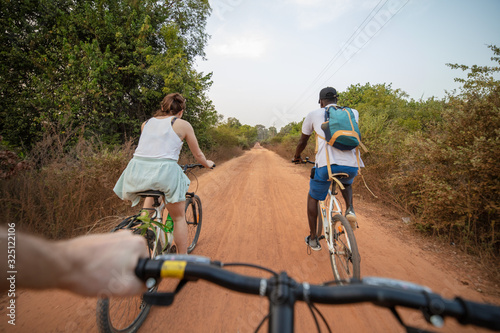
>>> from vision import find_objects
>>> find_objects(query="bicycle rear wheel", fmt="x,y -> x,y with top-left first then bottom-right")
185,195 -> 202,253
328,214 -> 360,284
96,221 -> 160,333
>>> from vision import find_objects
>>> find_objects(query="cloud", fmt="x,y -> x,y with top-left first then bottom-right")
290,0 -> 379,30
210,34 -> 269,58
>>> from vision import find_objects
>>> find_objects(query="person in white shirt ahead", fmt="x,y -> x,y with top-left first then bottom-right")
293,87 -> 363,251
114,93 -> 215,254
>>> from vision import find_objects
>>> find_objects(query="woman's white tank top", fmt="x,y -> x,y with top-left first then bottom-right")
134,117 -> 183,160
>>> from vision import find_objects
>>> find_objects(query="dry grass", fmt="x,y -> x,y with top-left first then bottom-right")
0,135 -> 132,238
0,132 -> 244,240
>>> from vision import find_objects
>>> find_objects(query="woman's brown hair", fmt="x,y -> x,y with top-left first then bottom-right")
154,93 -> 186,116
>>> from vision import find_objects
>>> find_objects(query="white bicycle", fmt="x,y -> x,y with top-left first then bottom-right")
297,158 -> 361,284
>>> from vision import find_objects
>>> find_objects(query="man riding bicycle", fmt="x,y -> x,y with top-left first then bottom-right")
293,87 -> 364,251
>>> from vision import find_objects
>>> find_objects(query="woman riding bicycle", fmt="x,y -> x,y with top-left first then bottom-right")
113,93 -> 215,254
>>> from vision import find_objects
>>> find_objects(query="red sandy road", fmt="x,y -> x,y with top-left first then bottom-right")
1,147 -> 498,332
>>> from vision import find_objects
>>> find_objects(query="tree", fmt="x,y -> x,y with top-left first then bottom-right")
278,121 -> 302,136
226,117 -> 242,128
0,0 -> 216,150
255,124 -> 267,141
447,45 -> 500,97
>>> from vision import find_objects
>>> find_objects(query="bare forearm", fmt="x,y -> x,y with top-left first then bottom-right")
193,150 -> 210,168
1,228 -> 148,296
1,228 -> 65,291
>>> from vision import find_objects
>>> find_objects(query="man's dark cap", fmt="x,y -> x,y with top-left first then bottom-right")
319,87 -> 337,102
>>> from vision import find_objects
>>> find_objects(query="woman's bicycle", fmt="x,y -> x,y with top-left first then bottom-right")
96,163 -> 206,333
295,158 -> 360,284
135,254 -> 500,333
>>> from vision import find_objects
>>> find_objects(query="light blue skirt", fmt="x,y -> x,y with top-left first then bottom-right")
113,156 -> 190,207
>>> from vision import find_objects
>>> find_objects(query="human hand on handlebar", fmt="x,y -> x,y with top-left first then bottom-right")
292,156 -> 313,164
56,230 -> 149,297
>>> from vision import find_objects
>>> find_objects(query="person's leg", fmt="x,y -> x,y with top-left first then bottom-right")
141,197 -> 154,217
166,201 -> 188,254
307,194 -> 319,239
142,197 -> 154,209
341,184 -> 357,228
306,166 -> 331,250
328,165 -> 358,229
341,184 -> 354,212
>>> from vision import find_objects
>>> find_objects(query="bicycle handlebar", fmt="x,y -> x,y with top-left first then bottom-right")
135,255 -> 500,332
181,163 -> 215,171
292,157 -> 314,165
181,163 -> 204,171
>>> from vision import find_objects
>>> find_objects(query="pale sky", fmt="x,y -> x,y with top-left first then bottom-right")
195,0 -> 500,129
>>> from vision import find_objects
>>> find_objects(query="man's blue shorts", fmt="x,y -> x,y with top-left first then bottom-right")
309,165 -> 358,201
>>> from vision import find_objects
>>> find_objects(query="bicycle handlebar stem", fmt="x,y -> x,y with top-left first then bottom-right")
268,272 -> 296,333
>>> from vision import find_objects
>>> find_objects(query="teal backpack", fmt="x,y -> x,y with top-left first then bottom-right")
320,105 -> 361,150
317,105 -> 370,189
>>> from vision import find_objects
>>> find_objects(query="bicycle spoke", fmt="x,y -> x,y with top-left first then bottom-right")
327,214 -> 360,283
108,297 -> 143,329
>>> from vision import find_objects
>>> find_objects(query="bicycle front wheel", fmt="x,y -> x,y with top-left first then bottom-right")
185,195 -> 202,253
328,214 -> 360,284
96,222 -> 160,333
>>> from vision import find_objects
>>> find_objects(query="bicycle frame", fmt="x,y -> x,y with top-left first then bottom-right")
139,163 -> 207,255
313,168 -> 360,282
141,193 -> 173,255
319,185 -> 341,230
319,183 -> 350,253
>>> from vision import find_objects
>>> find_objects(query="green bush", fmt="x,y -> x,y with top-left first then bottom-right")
396,86 -> 499,254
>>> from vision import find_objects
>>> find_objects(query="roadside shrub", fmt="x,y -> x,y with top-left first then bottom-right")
395,87 -> 500,254
0,132 -> 135,239
0,128 -> 242,239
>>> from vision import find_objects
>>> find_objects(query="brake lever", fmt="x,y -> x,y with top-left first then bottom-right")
143,279 -> 189,306
389,307 -> 436,333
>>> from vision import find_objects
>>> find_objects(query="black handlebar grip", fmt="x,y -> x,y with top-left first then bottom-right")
135,258 -> 149,280
456,297 -> 500,330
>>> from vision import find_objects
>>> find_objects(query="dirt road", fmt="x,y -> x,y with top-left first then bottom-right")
2,147 -> 498,332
